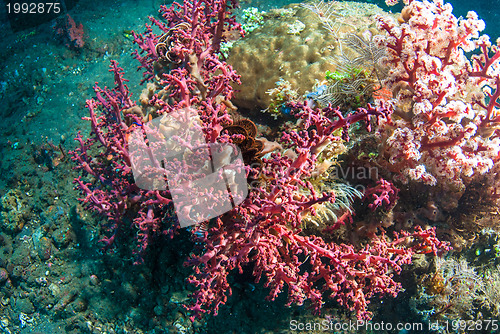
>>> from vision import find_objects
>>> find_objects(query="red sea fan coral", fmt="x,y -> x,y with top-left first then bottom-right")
54,14 -> 85,49
71,0 -> 450,321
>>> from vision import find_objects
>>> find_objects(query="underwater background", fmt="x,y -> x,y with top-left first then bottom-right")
1,0 -> 500,333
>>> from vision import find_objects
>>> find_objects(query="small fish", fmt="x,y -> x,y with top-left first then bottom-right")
280,105 -> 292,115
306,84 -> 328,100
123,29 -> 134,40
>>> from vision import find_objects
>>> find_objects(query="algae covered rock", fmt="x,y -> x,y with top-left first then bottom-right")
0,189 -> 30,233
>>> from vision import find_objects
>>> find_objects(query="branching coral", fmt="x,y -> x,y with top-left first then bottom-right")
71,0 -> 451,322
375,0 -> 500,195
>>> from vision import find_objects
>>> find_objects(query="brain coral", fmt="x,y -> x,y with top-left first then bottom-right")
227,1 -> 386,111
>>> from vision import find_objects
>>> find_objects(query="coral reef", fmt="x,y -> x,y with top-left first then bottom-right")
2,0 -> 499,331
70,0 -> 451,322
